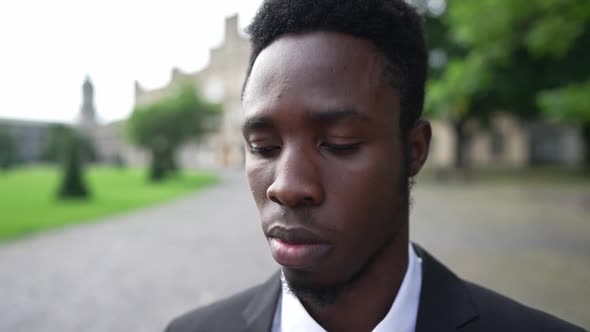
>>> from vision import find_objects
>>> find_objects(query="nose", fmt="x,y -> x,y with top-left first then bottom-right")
267,147 -> 324,208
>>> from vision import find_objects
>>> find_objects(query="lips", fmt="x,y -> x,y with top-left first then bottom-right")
267,226 -> 333,269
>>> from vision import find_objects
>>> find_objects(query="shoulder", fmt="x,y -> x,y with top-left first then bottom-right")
464,281 -> 586,332
165,284 -> 263,332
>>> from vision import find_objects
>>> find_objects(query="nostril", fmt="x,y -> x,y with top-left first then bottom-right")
301,196 -> 315,206
269,195 -> 283,205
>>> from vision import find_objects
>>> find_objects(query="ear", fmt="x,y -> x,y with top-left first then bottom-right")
408,119 -> 432,176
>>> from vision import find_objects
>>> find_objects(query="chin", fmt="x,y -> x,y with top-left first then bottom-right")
281,267 -> 354,307
282,263 -> 351,287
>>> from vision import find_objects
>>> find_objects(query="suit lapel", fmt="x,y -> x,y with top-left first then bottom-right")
413,244 -> 479,332
242,271 -> 282,332
239,246 -> 479,332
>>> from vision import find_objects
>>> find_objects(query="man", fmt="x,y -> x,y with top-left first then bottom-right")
166,0 -> 586,331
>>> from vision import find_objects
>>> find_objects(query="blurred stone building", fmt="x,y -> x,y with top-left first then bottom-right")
0,77 -> 140,166
0,119 -> 55,163
134,14 -> 249,168
77,77 -> 145,166
1,14 -> 585,170
427,114 -> 585,169
134,14 -> 585,170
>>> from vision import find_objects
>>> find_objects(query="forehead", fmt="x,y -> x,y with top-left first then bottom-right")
242,32 -> 398,118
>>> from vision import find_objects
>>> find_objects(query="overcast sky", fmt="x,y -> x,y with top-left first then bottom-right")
0,0 -> 264,124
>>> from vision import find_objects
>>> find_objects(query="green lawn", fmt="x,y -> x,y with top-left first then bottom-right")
0,166 -> 218,241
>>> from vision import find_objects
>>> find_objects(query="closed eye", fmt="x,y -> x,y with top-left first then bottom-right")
248,144 -> 281,157
320,142 -> 363,154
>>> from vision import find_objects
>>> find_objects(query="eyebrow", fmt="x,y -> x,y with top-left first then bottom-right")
241,108 -> 369,132
241,115 -> 274,132
305,108 -> 369,123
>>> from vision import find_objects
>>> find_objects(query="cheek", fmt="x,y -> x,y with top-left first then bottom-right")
321,146 -> 403,230
325,142 -> 402,193
246,158 -> 274,208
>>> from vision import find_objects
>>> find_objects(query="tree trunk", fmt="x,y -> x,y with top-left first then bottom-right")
58,134 -> 90,199
453,117 -> 468,170
149,148 -> 167,182
162,148 -> 178,174
583,122 -> 590,168
149,146 -> 179,181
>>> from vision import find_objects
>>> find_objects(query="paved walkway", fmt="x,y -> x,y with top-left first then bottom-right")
1,172 -> 589,331
0,172 -> 276,332
410,181 -> 590,329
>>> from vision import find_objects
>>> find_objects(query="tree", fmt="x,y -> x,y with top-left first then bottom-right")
42,124 -> 98,164
42,124 -> 72,163
424,0 -> 590,166
0,126 -> 17,170
128,83 -> 221,181
538,80 -> 590,165
422,8 -> 484,169
57,132 -> 91,199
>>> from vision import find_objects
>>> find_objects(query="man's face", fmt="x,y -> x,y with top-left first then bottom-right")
242,32 -> 410,288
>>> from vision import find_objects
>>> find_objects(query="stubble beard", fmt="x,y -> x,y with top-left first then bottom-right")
282,172 -> 412,308
281,131 -> 414,308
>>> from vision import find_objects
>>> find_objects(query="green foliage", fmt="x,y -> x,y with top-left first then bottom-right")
426,0 -> 590,117
0,166 -> 218,241
425,55 -> 492,119
538,80 -> 590,123
57,133 -> 91,199
423,8 -> 495,120
424,0 -> 590,165
128,83 -> 221,180
0,126 -> 17,170
42,124 -> 69,162
43,124 -> 98,164
446,1 -> 589,59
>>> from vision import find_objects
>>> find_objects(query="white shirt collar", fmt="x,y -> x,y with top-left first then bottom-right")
272,244 -> 423,332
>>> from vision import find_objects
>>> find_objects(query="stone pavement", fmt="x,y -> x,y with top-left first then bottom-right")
1,172 -> 588,331
410,181 -> 590,329
0,171 -> 277,332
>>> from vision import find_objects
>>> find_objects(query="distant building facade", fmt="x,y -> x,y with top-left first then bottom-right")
0,77 -> 140,166
78,76 -> 146,166
0,119 -> 55,163
427,114 -> 586,169
1,15 -> 585,170
135,14 -> 586,170
134,15 -> 249,168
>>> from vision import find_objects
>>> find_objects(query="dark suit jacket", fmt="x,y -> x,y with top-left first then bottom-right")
166,245 -> 586,332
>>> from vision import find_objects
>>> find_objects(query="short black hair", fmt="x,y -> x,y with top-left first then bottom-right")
243,0 -> 427,135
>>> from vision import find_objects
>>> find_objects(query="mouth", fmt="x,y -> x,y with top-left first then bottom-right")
267,226 -> 333,269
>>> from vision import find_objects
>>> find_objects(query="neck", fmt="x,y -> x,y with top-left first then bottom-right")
300,225 -> 409,332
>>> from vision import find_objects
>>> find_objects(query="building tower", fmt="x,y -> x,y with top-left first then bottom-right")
78,76 -> 100,162
80,76 -> 97,127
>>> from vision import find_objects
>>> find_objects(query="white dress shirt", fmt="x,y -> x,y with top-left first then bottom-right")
271,244 -> 423,332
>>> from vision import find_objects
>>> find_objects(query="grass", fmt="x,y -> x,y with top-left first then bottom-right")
0,166 -> 218,241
